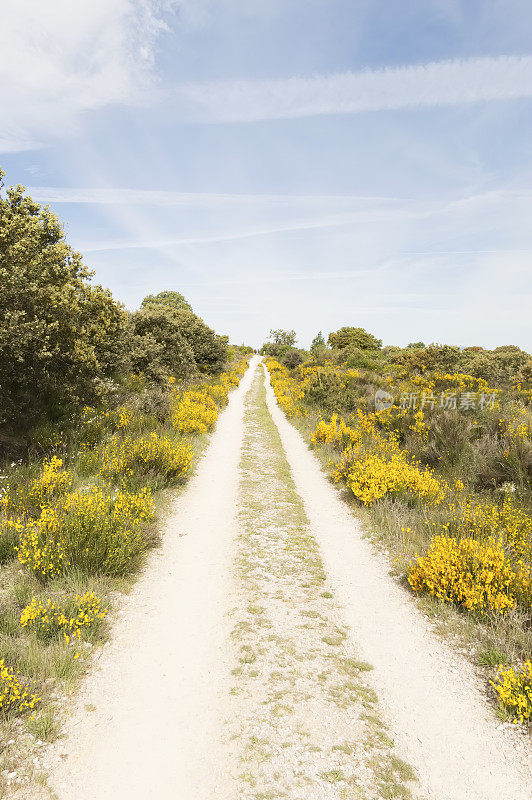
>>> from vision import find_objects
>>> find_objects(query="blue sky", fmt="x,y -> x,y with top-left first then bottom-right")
1,0 -> 532,349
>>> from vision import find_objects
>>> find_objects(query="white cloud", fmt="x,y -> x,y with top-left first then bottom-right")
175,55 -> 532,122
25,186 -> 406,207
0,0 -> 176,152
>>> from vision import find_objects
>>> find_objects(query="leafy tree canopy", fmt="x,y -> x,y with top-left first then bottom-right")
131,293 -> 228,379
310,331 -> 326,352
269,329 -> 297,347
0,169 -> 126,435
140,290 -> 193,314
328,326 -> 382,352
129,305 -> 196,383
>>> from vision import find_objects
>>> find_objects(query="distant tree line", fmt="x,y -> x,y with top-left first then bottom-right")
261,323 -> 532,386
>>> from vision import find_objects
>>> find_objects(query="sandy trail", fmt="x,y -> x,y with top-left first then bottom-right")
265,368 -> 532,800
49,356 -> 259,800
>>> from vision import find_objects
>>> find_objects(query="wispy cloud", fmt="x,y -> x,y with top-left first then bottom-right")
79,213 -> 414,252
0,0 -> 177,152
175,55 -> 532,122
25,186 -> 406,207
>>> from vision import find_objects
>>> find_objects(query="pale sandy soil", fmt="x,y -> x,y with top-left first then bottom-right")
36,357 -> 532,800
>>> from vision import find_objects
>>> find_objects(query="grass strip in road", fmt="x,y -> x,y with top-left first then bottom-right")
229,369 -> 420,800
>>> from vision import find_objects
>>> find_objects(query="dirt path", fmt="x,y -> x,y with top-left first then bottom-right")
46,358 -> 532,800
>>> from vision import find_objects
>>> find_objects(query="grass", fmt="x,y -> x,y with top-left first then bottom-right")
26,709 -> 61,743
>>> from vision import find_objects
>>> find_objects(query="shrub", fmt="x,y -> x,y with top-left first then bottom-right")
282,347 -> 306,369
26,456 -> 73,509
20,592 -> 107,642
17,488 -> 154,582
266,358 -> 304,417
434,497 -> 532,563
141,291 -> 192,313
408,535 -> 530,613
171,390 -> 218,434
0,659 -> 40,716
140,291 -> 228,374
96,432 -> 192,488
311,414 -> 361,450
327,326 -> 382,352
345,452 -> 443,506
173,310 -> 228,374
491,661 -> 532,723
203,382 -> 230,406
1,456 -> 73,516
417,410 -> 476,471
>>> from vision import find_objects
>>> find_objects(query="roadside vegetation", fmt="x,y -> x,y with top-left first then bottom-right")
0,167 -> 250,792
264,326 -> 532,728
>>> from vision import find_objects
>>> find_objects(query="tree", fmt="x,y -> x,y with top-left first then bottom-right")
468,346 -> 532,386
327,326 -> 382,351
140,290 -> 193,314
342,346 -> 382,371
130,295 -> 228,379
391,344 -> 464,374
129,305 -> 196,382
269,329 -> 297,347
310,331 -> 326,353
173,309 -> 228,374
0,170 -> 127,435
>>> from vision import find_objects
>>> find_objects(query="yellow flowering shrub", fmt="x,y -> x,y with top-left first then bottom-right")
231,363 -> 247,383
21,592 -> 108,642
96,432 -> 192,488
408,535 -> 530,613
17,488 -> 154,582
436,497 -> 532,562
16,505 -> 67,581
491,661 -> 532,724
171,390 -> 218,434
116,406 -> 133,428
203,382 -> 230,406
346,452 -> 443,506
431,372 -> 494,395
29,456 -> 72,506
311,414 -> 360,449
1,456 -> 73,516
0,660 -> 40,716
266,358 -> 304,417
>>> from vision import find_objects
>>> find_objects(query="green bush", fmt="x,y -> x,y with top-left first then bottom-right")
129,305 -> 196,382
